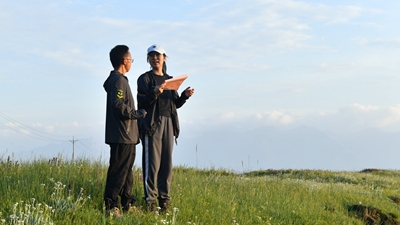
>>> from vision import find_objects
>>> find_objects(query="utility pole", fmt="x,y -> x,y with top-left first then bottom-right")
70,136 -> 78,163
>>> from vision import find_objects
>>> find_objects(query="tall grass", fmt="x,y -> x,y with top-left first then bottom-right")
1,155 -> 400,224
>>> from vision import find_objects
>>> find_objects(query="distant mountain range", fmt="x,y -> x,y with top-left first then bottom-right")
23,126 -> 400,172
20,137 -> 108,163
174,126 -> 400,172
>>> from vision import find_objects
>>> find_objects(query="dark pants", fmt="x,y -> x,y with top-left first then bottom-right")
104,143 -> 137,210
142,116 -> 174,206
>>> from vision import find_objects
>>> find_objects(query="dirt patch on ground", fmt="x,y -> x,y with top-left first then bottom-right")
390,196 -> 400,205
359,168 -> 380,173
349,205 -> 400,225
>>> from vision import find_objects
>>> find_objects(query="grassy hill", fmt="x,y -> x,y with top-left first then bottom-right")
1,157 -> 400,224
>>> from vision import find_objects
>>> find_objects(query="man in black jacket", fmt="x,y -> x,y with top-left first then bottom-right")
103,45 -> 146,215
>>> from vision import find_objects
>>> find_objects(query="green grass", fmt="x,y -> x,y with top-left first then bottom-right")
1,156 -> 400,224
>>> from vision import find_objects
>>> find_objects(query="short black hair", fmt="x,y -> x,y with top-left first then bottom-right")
109,45 -> 129,69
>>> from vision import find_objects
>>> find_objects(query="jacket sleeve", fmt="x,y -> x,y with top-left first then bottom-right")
137,73 -> 158,109
111,77 -> 146,120
174,89 -> 189,109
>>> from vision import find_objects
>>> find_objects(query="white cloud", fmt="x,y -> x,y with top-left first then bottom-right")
352,37 -> 400,48
0,122 -> 31,137
309,104 -> 400,132
0,127 -> 13,137
20,129 -> 32,135
0,0 -> 387,78
0,121 -> 68,140
326,5 -> 365,24
268,111 -> 284,121
220,112 -> 236,120
187,104 -> 400,134
164,0 -> 384,73
349,103 -> 379,112
281,115 -> 294,125
251,111 -> 299,126
32,123 -> 55,133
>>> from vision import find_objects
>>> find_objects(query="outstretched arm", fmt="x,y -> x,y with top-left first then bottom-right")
183,87 -> 194,98
175,87 -> 194,109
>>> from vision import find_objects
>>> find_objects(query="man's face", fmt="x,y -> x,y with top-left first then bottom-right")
124,51 -> 132,72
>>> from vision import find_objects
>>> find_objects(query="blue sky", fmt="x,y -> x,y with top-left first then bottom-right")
1,0 -> 400,166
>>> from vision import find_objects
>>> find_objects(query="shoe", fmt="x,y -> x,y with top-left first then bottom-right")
146,201 -> 157,212
122,194 -> 137,211
124,204 -> 139,214
160,202 -> 171,214
108,207 -> 122,218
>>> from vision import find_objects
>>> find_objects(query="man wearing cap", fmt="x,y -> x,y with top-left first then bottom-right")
103,45 -> 146,215
137,44 -> 194,212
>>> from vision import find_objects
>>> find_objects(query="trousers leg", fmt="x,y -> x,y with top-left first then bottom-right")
142,132 -> 162,203
120,146 -> 137,209
158,117 -> 174,204
104,143 -> 136,209
142,116 -> 175,203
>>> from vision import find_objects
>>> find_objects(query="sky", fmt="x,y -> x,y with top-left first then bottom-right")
1,0 -> 400,170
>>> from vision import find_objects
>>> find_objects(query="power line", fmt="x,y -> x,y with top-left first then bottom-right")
0,121 -> 67,142
0,112 -> 96,162
76,141 -> 99,155
0,112 -> 71,138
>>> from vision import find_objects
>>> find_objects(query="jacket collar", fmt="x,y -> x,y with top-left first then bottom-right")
149,70 -> 171,79
112,70 -> 128,81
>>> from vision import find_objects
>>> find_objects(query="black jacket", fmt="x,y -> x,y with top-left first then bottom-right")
104,71 -> 146,144
137,71 -> 188,138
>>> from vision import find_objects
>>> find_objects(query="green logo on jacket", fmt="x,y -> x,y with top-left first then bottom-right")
116,89 -> 124,99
